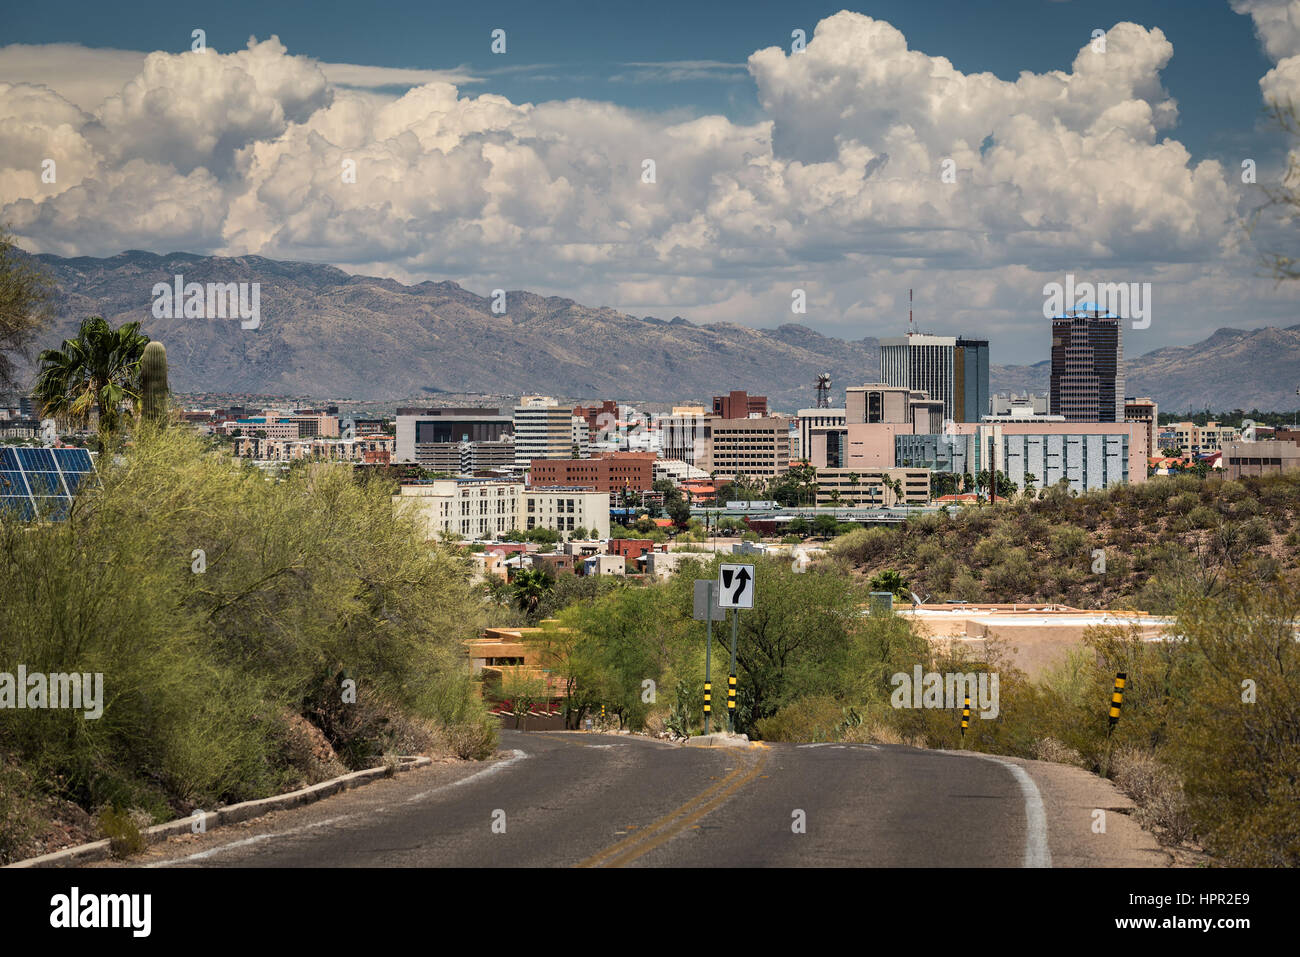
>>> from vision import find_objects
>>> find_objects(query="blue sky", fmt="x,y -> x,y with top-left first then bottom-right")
6,0 -> 1277,162
3,1 -> 1299,363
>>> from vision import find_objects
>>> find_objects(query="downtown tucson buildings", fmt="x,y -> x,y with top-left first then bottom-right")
394,479 -> 611,540
1049,309 -> 1124,422
879,333 -> 989,423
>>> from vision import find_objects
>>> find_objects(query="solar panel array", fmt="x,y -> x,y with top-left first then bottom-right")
0,446 -> 96,520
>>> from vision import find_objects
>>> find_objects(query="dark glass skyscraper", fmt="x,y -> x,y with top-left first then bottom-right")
1049,312 -> 1124,422
954,337 -> 989,422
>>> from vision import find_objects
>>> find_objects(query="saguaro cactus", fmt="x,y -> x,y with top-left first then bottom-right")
140,340 -> 169,424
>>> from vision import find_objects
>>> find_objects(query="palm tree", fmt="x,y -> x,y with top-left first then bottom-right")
888,477 -> 904,507
847,471 -> 859,506
33,315 -> 149,446
868,569 -> 911,602
512,568 -> 554,616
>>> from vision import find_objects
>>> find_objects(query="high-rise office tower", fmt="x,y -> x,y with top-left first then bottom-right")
880,333 -> 987,422
954,338 -> 989,423
880,334 -> 955,422
1050,312 -> 1124,422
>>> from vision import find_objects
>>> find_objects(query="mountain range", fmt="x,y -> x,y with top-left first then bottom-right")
20,250 -> 1300,413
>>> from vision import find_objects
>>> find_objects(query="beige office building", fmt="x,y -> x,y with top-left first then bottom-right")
709,417 -> 791,480
513,397 -> 588,468
1124,397 -> 1158,459
814,467 -> 930,506
661,408 -> 713,470
1222,439 -> 1300,479
1166,420 -> 1239,456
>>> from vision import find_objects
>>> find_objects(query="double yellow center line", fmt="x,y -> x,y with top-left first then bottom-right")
577,750 -> 769,868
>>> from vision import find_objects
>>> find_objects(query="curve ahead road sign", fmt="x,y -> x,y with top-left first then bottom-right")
718,564 -> 754,609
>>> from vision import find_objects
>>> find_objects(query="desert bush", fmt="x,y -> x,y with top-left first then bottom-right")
1111,747 -> 1194,845
1033,737 -> 1086,767
0,760 -> 38,864
972,535 -> 1011,568
752,695 -> 850,742
1048,525 -> 1088,561
435,717 -> 499,761
984,549 -> 1036,595
830,526 -> 898,566
0,427 -> 493,844
926,554 -> 959,593
951,568 -> 983,602
98,806 -> 148,859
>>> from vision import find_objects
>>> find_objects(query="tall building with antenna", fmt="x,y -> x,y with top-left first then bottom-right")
879,290 -> 988,422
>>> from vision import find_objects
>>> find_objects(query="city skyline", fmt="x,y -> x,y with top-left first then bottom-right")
4,2 -> 1300,366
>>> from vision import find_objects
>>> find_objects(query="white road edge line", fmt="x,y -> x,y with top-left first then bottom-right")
402,748 -> 528,804
151,749 -> 530,866
949,751 -> 1053,868
150,815 -> 350,866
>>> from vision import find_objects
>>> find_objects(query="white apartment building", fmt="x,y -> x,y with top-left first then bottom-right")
234,435 -> 394,461
394,479 -> 610,540
520,487 -> 609,538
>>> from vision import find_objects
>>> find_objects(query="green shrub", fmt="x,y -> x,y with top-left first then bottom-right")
0,427 -> 493,846
752,696 -> 847,742
1048,525 -> 1088,560
951,568 -> 983,602
98,806 -> 147,859
830,526 -> 897,565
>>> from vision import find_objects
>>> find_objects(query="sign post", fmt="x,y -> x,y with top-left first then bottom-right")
705,583 -> 713,735
717,564 -> 755,733
728,610 -> 738,731
694,579 -> 725,735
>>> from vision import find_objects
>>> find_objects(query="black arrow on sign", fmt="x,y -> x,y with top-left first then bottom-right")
730,567 -> 751,604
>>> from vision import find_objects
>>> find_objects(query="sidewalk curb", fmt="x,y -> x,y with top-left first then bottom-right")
684,732 -> 755,749
5,755 -> 431,869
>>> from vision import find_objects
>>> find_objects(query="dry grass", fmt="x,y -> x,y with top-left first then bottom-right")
1111,746 -> 1195,845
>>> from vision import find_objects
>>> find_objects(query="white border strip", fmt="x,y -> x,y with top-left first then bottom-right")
949,751 -> 1053,868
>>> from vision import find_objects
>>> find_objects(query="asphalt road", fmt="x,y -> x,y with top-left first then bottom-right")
108,729 -> 1165,868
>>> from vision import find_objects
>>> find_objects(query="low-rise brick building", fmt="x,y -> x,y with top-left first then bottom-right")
528,451 -> 656,493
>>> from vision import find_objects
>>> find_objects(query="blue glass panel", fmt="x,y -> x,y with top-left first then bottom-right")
25,472 -> 65,496
0,497 -> 34,521
54,448 -> 94,472
0,470 -> 27,495
32,497 -> 70,520
16,447 -> 56,471
0,448 -> 17,470
61,470 -> 90,493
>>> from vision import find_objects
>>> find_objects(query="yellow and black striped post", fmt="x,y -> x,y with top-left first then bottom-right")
703,682 -> 712,722
727,674 -> 737,719
1108,672 -> 1126,729
961,695 -> 971,744
1102,672 -> 1126,777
